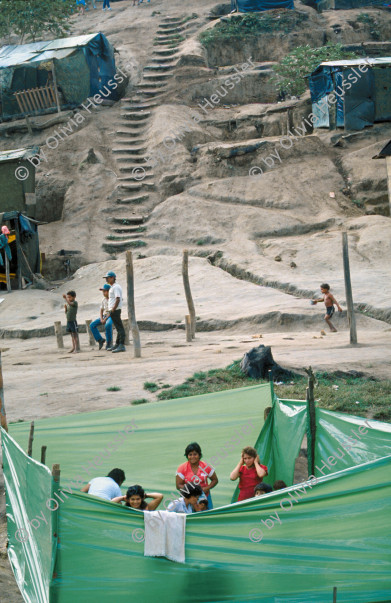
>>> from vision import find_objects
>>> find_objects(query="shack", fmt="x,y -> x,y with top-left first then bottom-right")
0,148 -> 37,217
0,33 -> 118,121
373,139 -> 391,216
0,211 -> 41,291
308,57 -> 391,130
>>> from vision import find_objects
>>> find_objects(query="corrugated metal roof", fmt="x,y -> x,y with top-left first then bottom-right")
0,147 -> 39,163
0,33 -> 100,69
319,57 -> 391,67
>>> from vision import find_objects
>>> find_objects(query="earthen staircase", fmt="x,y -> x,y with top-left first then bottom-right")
103,15 -> 199,254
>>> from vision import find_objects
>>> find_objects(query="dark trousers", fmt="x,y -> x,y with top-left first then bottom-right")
111,309 -> 125,345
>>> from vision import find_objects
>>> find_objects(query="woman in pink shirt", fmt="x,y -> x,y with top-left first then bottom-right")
176,442 -> 218,509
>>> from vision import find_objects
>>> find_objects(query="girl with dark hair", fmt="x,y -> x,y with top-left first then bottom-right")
112,485 -> 163,511
176,442 -> 218,509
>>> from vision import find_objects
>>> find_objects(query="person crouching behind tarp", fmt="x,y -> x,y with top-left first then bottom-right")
230,446 -> 268,501
89,283 -> 113,350
104,271 -> 126,353
81,468 -> 126,500
112,485 -> 163,511
167,483 -> 203,514
176,442 -> 218,510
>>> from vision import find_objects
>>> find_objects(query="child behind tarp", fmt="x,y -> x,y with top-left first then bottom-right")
63,290 -> 79,353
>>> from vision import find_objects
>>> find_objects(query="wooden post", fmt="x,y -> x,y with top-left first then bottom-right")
41,445 -> 47,465
342,232 -> 357,345
305,367 -> 316,477
5,253 -> 11,293
185,315 -> 192,342
0,351 -> 8,432
333,587 -> 337,603
385,156 -> 391,216
27,421 -> 35,457
182,250 -> 196,338
124,321 -> 130,345
52,463 -> 61,484
54,321 -> 64,349
14,219 -> 22,290
51,62 -> 61,114
85,319 -> 95,347
126,250 -> 141,358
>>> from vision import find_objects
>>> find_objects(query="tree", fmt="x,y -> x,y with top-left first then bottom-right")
0,0 -> 74,45
272,43 -> 358,97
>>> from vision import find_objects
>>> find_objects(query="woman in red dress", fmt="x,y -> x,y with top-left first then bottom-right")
230,446 -> 268,501
176,442 -> 218,509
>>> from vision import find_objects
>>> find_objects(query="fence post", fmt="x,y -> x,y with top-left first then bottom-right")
0,351 -> 8,432
182,250 -> 196,338
85,319 -> 95,347
126,251 -> 141,358
305,366 -> 316,477
27,421 -> 35,457
342,232 -> 357,345
54,321 -> 64,349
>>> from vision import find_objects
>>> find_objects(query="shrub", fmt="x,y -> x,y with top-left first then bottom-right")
273,43 -> 358,97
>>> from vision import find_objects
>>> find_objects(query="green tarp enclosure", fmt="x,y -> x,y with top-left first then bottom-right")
0,33 -> 117,121
0,148 -> 37,217
2,384 -> 391,602
308,58 -> 391,130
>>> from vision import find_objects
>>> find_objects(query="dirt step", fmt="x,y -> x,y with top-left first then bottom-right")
110,216 -> 145,225
111,225 -> 147,234
149,56 -> 178,63
102,240 -> 147,253
115,155 -> 148,163
155,33 -> 184,40
119,115 -> 150,124
136,80 -> 167,89
154,40 -> 181,47
157,24 -> 186,33
106,232 -> 143,241
116,127 -> 148,137
135,88 -> 168,97
118,165 -> 153,174
119,110 -> 151,119
160,17 -> 186,24
153,48 -> 179,55
144,64 -> 175,71
115,194 -> 150,205
118,181 -> 155,191
142,72 -> 172,80
121,100 -> 159,109
112,147 -> 147,154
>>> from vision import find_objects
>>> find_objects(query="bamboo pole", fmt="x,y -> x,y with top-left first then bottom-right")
342,232 -> 357,345
54,321 -> 64,349
182,250 -> 196,338
126,251 -> 141,358
5,253 -> 11,292
85,319 -> 95,347
51,62 -> 61,114
14,219 -> 22,290
185,315 -> 192,342
27,421 -> 35,457
0,351 -> 8,432
41,445 -> 47,465
305,367 -> 316,477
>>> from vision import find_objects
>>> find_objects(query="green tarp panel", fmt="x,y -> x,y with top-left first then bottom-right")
314,407 -> 391,477
2,430 -> 56,603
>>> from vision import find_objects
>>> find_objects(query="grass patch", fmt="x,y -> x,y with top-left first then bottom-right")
107,386 -> 121,392
156,361 -> 391,422
131,398 -> 149,405
199,10 -> 308,47
144,381 -> 159,392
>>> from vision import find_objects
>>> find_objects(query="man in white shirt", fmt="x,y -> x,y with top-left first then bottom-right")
104,270 -> 126,353
81,468 -> 125,501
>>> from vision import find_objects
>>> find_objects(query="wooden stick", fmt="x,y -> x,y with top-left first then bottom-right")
0,351 -> 8,432
27,421 -> 35,457
51,463 -> 61,484
305,366 -> 316,477
41,445 -> 47,465
185,315 -> 192,342
333,586 -> 337,603
5,253 -> 11,292
51,62 -> 61,114
342,232 -> 357,345
54,321 -> 64,349
14,219 -> 22,290
126,251 -> 141,358
85,319 -> 95,347
385,156 -> 391,217
182,250 -> 196,338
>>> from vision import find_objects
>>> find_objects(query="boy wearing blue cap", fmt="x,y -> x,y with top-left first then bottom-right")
104,271 -> 126,352
89,284 -> 113,350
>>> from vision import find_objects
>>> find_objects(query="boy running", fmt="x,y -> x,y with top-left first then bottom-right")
312,283 -> 342,332
63,290 -> 80,353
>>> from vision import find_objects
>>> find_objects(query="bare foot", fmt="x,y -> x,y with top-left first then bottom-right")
330,328 -> 338,332
74,350 -> 80,353
68,349 -> 75,354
